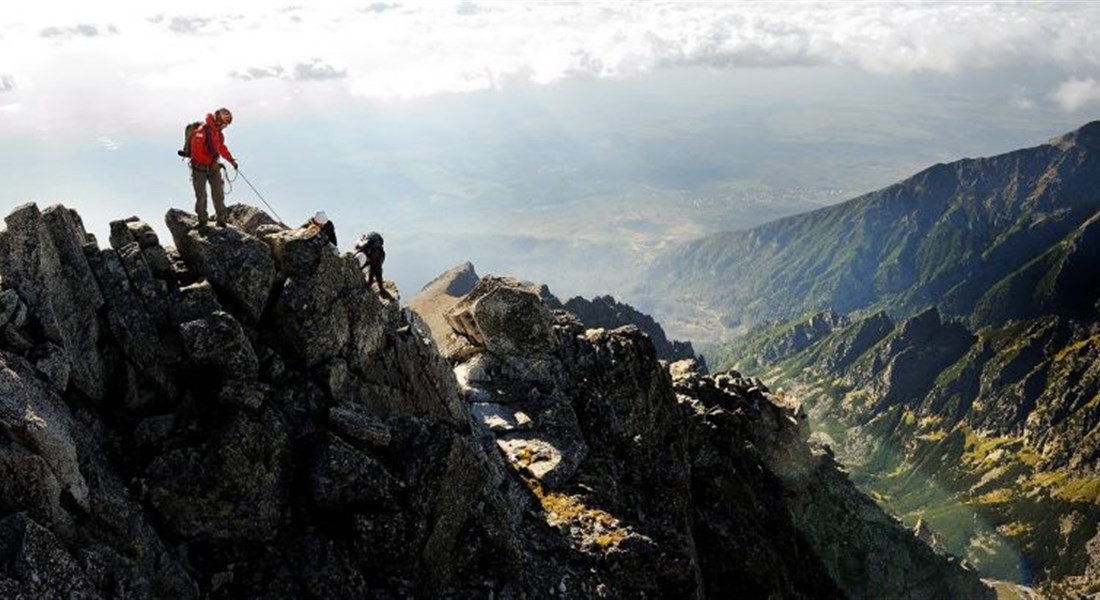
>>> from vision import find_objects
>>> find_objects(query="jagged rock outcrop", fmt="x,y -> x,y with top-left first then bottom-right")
0,202 -> 992,598
755,309 -> 848,365
849,307 -> 974,414
822,310 -> 894,372
562,294 -> 702,365
0,204 -> 106,400
407,261 -> 482,360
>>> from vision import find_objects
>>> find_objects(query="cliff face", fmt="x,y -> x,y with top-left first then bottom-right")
0,202 -> 990,598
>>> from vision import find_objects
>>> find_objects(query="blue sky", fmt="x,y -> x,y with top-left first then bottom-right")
2,1 -> 1100,298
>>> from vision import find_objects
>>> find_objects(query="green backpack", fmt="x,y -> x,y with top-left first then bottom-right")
177,121 -> 202,157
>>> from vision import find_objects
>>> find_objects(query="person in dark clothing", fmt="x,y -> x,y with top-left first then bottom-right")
355,232 -> 390,299
189,108 -> 237,227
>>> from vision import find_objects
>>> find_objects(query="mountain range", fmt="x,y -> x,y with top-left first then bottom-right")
647,121 -> 1100,336
674,121 -> 1100,596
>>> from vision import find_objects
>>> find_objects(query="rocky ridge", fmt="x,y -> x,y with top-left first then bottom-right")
0,202 -> 991,598
557,294 -> 701,365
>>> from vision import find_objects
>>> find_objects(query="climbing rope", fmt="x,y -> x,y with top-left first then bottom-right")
183,159 -> 287,226
227,166 -> 287,225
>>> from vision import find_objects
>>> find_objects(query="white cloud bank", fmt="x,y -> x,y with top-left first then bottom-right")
1,1 -> 1100,133
1052,77 -> 1100,112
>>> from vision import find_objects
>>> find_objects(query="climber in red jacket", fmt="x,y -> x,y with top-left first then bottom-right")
189,108 -> 238,228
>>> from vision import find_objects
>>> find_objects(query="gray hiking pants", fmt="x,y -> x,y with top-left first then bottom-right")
191,162 -> 226,224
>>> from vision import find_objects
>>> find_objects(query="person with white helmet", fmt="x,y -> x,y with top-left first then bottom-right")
302,210 -> 338,248
188,107 -> 238,227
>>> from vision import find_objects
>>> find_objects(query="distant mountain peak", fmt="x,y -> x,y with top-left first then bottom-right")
1049,119 -> 1100,151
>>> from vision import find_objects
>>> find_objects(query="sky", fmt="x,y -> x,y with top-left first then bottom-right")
2,1 -> 1100,302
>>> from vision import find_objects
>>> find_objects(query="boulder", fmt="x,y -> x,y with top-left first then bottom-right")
170,280 -> 223,327
225,203 -> 286,236
108,216 -> 163,251
165,208 -> 276,324
346,308 -> 468,424
0,289 -> 25,326
109,218 -> 138,250
179,311 -> 259,380
443,276 -> 555,359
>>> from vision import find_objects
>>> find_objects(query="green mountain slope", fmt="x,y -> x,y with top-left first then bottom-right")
716,306 -> 1100,593
648,121 -> 1100,333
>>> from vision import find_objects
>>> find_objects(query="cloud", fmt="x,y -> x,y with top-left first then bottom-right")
230,59 -> 346,82
455,3 -> 480,17
230,66 -> 285,81
339,2 -> 1100,99
574,3 -> 1100,75
39,24 -> 118,38
362,3 -> 399,14
0,75 -> 15,92
6,1 -> 1100,131
166,16 -> 211,34
1051,77 -> 1100,112
148,14 -> 232,34
293,59 -> 346,81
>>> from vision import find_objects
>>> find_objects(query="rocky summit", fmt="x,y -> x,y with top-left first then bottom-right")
0,202 -> 991,598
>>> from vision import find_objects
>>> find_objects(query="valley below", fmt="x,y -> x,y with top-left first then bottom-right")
651,121 -> 1100,596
